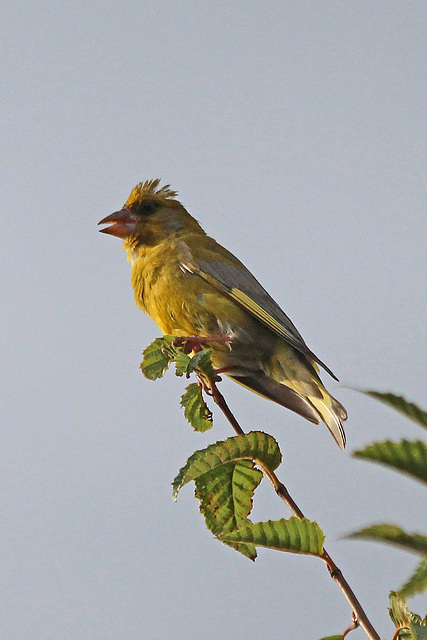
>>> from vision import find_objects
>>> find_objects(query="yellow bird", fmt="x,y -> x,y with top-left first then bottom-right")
99,180 -> 347,448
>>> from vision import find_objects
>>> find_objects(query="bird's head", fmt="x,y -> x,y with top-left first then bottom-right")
98,179 -> 204,254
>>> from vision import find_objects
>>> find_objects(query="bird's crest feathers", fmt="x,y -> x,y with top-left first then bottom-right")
125,179 -> 179,207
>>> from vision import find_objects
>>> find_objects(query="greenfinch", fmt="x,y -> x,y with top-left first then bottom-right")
99,179 -> 347,448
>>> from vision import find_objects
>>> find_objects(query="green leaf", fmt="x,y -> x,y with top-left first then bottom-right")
364,391 -> 427,429
174,350 -> 192,376
171,346 -> 215,379
389,591 -> 412,630
411,622 -> 427,640
140,336 -> 175,380
396,631 -> 415,640
400,556 -> 427,599
318,636 -> 344,640
218,517 -> 324,556
195,459 -> 262,559
388,592 -> 427,638
187,348 -> 214,377
172,431 -> 282,498
348,524 -> 427,555
180,383 -> 213,432
352,527 -> 427,600
393,629 -> 413,640
140,337 -> 215,380
353,440 -> 427,485
172,432 -> 282,559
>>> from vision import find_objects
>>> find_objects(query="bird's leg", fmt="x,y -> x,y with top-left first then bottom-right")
214,366 -> 236,375
172,335 -> 233,354
173,336 -> 237,387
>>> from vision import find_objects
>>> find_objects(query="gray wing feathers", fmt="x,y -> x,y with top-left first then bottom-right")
229,374 -> 322,424
197,259 -> 338,381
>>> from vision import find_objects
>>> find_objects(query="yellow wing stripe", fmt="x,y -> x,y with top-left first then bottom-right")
187,262 -> 338,381
188,263 -> 295,343
230,288 -> 293,341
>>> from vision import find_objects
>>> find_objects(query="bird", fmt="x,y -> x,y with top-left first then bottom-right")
99,179 -> 347,448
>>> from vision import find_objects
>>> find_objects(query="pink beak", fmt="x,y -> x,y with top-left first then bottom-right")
98,208 -> 137,239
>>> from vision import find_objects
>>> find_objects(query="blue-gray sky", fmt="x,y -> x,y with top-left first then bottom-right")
2,2 -> 426,638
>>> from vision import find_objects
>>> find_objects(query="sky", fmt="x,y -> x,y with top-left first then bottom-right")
1,2 -> 426,639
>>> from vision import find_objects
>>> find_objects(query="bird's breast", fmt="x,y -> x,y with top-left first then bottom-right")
130,241 -> 280,374
130,248 -> 216,336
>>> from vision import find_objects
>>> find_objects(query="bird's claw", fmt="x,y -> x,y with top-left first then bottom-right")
172,336 -> 203,354
172,335 -> 234,355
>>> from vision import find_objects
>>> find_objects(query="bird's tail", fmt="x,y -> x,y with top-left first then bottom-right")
228,371 -> 347,449
307,391 -> 347,450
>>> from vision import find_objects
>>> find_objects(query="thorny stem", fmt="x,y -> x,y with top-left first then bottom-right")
206,375 -> 382,640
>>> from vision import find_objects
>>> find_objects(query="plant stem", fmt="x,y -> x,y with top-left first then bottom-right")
207,376 -> 382,640
343,614 -> 359,638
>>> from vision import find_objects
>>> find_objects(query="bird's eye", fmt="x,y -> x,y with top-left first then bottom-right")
136,200 -> 158,216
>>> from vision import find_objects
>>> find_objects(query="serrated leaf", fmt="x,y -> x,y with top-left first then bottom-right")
364,391 -> 427,429
389,593 -> 426,637
348,524 -> 427,555
411,622 -> 427,640
395,630 -> 415,640
172,431 -> 282,498
353,440 -> 427,485
389,591 -> 412,629
140,336 -> 175,380
180,383 -> 213,432
400,556 -> 427,599
195,459 -> 260,526
187,348 -> 214,377
174,350 -> 192,376
195,459 -> 261,559
219,517 -> 324,556
172,432 -> 282,559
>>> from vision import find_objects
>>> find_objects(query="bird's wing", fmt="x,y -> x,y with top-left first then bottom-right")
181,257 -> 338,381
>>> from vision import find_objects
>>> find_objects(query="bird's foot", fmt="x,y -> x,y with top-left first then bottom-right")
214,366 -> 235,375
172,335 -> 233,354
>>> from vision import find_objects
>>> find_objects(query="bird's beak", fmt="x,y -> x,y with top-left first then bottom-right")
98,208 -> 137,239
